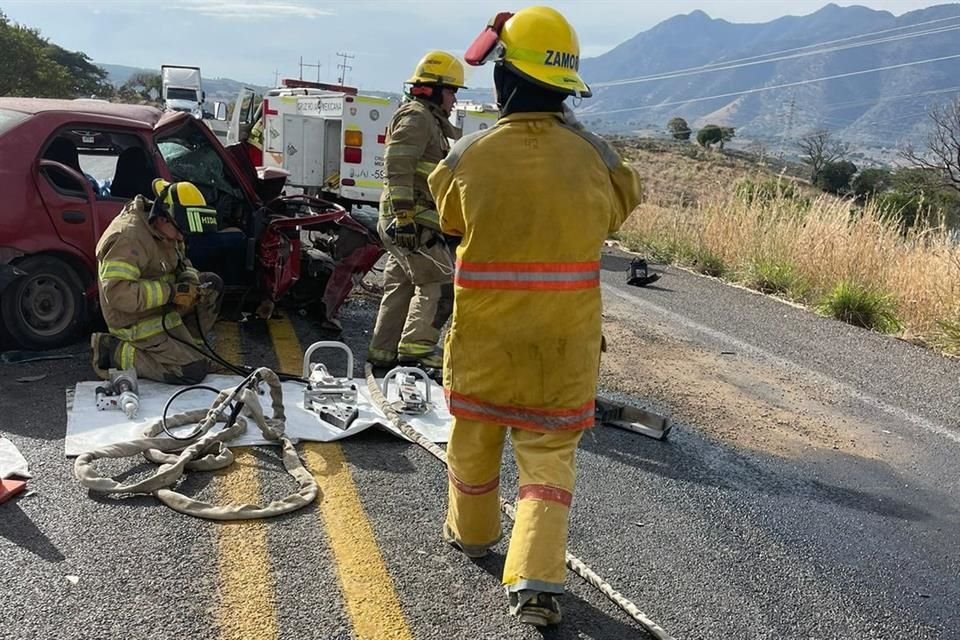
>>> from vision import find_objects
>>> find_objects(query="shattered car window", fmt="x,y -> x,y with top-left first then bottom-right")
155,120 -> 249,229
156,123 -> 243,200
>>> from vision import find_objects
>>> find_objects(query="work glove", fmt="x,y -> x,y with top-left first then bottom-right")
386,210 -> 420,251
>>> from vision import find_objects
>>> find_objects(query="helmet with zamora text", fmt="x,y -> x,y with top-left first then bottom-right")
465,6 -> 590,97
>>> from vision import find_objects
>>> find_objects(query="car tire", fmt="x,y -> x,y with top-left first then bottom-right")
1,255 -> 87,350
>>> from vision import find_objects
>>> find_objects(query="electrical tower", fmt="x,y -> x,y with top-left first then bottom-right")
779,93 -> 796,160
336,51 -> 355,85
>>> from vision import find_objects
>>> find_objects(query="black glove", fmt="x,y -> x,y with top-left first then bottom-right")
387,211 -> 419,251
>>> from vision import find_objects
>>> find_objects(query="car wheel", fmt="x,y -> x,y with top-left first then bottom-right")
1,255 -> 86,350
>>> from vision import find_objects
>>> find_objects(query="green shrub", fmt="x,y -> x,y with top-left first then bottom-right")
692,249 -> 725,277
818,281 -> 901,333
746,259 -> 806,297
736,177 -> 804,205
937,316 -> 960,355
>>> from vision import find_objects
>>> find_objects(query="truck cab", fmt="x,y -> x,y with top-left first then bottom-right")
161,65 -> 205,120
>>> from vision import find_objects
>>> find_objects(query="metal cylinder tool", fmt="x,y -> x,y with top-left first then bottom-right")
95,369 -> 140,419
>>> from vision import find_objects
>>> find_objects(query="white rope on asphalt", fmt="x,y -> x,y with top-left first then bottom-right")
364,363 -> 675,640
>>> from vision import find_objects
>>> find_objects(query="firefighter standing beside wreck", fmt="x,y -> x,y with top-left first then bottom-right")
366,50 -> 466,371
428,6 -> 643,627
90,180 -> 223,384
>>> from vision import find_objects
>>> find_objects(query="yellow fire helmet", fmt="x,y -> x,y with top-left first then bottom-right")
406,50 -> 468,89
149,178 -> 217,235
465,6 -> 591,98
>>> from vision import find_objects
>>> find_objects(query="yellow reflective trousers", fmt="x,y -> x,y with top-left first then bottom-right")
445,417 -> 583,594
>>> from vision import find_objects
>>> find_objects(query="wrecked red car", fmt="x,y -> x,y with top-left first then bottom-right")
0,98 -> 382,349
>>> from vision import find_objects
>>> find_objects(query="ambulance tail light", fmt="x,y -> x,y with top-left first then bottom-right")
344,147 -> 362,164
344,130 -> 363,147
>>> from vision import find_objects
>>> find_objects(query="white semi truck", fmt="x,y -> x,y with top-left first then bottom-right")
161,65 -> 205,119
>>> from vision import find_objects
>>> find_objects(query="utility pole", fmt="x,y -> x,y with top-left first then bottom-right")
336,51 -> 355,85
299,57 -> 322,83
273,69 -> 280,86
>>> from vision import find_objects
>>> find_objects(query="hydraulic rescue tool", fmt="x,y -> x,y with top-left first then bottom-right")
382,366 -> 432,415
302,341 -> 359,429
95,369 -> 140,419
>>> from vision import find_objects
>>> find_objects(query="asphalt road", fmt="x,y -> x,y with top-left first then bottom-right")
1,249 -> 958,640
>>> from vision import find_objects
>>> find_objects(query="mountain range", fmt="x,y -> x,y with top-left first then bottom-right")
578,3 -> 960,151
99,3 -> 960,153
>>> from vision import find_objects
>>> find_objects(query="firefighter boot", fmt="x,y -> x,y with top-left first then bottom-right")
442,522 -> 497,559
90,333 -> 119,380
509,590 -> 562,627
398,347 -> 443,370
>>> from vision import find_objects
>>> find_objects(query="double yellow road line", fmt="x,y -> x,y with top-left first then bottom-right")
213,317 -> 413,640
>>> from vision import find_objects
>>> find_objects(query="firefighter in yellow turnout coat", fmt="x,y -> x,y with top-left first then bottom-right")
367,51 -> 465,370
428,7 -> 643,627
91,180 -> 223,384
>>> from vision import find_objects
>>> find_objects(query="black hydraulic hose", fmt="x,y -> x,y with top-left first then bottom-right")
160,385 -> 222,440
160,309 -> 308,384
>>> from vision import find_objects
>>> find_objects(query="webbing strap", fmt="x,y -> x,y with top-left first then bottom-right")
74,368 -> 318,520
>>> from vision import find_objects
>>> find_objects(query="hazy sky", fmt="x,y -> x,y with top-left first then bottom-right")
1,1 -> 949,91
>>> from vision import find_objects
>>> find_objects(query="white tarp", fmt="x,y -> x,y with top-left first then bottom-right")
0,436 -> 31,479
64,374 -> 450,458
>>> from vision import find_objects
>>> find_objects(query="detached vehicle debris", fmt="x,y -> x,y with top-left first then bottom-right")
0,98 -> 381,349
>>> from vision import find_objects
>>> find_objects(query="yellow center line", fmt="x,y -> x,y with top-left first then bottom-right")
268,317 -> 414,640
214,320 -> 279,640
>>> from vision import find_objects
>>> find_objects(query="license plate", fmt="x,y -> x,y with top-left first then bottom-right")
82,135 -> 95,144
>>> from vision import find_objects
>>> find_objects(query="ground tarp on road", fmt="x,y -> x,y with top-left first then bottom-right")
64,373 -> 450,456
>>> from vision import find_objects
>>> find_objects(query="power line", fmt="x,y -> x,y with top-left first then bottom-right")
592,13 -> 960,88
584,53 -> 960,116
593,23 -> 960,88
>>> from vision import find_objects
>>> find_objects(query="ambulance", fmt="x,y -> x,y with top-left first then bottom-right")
227,81 -> 498,212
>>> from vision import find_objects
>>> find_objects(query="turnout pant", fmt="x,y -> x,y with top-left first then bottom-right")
445,416 -> 584,594
368,220 -> 453,363
115,273 -> 224,385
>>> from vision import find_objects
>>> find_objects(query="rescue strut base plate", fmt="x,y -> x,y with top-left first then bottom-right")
595,399 -> 671,440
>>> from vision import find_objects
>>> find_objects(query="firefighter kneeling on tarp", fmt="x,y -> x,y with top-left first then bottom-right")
90,179 -> 224,384
428,6 -> 644,628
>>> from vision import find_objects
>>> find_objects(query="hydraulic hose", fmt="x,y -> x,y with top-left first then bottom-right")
160,309 -> 309,384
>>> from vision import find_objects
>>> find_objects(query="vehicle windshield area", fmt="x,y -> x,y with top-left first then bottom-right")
166,88 -> 198,102
156,120 -> 249,230
0,108 -> 30,137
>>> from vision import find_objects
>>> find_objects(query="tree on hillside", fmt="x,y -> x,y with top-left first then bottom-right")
851,167 -> 893,200
119,72 -> 162,104
815,160 -> 858,195
697,124 -> 735,149
902,97 -> 960,195
47,44 -> 113,98
0,11 -> 109,99
667,117 -> 691,141
0,11 -> 70,97
798,130 -> 848,183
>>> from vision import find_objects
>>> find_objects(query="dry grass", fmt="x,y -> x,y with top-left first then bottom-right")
618,160 -> 960,352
